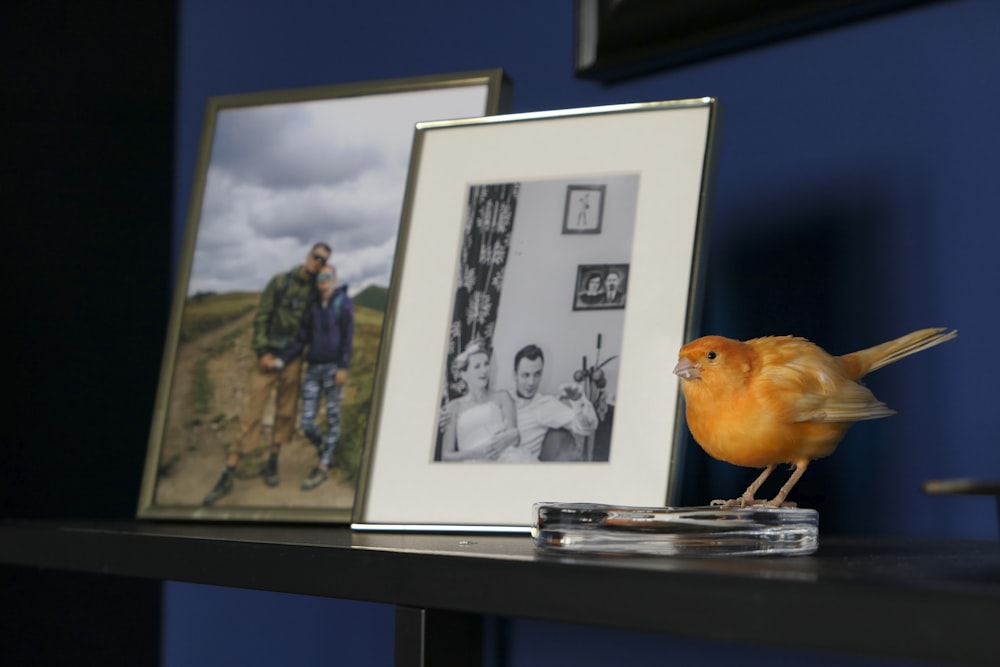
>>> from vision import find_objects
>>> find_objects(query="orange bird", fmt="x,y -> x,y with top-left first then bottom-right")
673,328 -> 957,508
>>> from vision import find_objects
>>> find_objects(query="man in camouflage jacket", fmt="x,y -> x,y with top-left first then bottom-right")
204,242 -> 330,505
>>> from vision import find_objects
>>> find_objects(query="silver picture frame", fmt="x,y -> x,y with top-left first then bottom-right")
354,98 -> 718,532
138,69 -> 511,522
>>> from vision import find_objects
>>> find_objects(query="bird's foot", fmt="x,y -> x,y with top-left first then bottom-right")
764,499 -> 798,508
710,496 -> 768,509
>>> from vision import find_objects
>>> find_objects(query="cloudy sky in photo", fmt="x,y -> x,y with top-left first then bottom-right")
186,85 -> 489,296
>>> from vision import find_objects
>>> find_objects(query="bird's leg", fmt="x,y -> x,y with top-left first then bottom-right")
741,464 -> 777,503
712,464 -> 776,508
766,460 -> 809,507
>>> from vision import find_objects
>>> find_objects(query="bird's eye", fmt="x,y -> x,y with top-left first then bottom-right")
706,351 -> 718,361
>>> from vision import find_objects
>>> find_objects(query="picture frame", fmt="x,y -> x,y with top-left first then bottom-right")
138,69 -> 511,522
353,98 -> 718,532
562,184 -> 605,234
574,0 -> 937,82
573,262 -> 628,311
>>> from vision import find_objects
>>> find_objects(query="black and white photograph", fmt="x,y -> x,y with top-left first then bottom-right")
433,174 -> 638,465
138,71 -> 508,522
354,99 -> 716,530
562,184 -> 605,234
573,263 -> 629,311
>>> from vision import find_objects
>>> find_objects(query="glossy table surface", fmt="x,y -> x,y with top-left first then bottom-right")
2,519 -> 999,665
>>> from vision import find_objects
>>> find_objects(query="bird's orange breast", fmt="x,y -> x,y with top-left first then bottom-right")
683,386 -> 850,467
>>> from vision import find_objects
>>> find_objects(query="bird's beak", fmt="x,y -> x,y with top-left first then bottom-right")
672,357 -> 700,380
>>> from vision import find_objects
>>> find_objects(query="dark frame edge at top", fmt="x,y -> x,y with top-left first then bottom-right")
574,0 -> 943,83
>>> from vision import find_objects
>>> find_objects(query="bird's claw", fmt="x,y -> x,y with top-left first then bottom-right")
710,497 -> 797,509
710,497 -> 763,509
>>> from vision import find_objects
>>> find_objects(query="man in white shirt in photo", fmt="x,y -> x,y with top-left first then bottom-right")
510,344 -> 598,461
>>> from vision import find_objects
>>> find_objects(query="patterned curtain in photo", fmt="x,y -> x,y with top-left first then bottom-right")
445,183 -> 519,399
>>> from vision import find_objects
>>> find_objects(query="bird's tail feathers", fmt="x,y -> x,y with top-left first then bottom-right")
846,327 -> 957,378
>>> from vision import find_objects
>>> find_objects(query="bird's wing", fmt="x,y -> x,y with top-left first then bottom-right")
801,381 -> 896,422
758,352 -> 896,423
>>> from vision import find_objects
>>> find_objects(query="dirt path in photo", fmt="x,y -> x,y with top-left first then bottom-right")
152,309 -> 355,513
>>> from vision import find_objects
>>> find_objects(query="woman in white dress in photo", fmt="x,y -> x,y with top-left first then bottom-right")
440,341 -> 520,461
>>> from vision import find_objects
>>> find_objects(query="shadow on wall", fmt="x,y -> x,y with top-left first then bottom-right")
678,182 -> 934,534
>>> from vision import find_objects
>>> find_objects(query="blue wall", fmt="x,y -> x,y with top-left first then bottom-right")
162,584 -> 393,666
166,1 -> 1000,665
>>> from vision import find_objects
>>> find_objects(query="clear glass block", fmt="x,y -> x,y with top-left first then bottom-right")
532,502 -> 818,557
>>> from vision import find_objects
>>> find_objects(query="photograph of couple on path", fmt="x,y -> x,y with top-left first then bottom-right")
153,242 -> 384,512
200,242 -> 356,505
141,83 -> 487,514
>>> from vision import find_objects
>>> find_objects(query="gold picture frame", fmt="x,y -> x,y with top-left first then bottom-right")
138,70 -> 511,522
354,98 -> 718,532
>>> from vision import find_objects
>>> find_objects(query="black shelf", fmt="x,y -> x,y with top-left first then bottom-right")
2,520 -> 999,666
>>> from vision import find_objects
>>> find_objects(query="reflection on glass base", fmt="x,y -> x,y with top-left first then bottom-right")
532,502 -> 818,557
